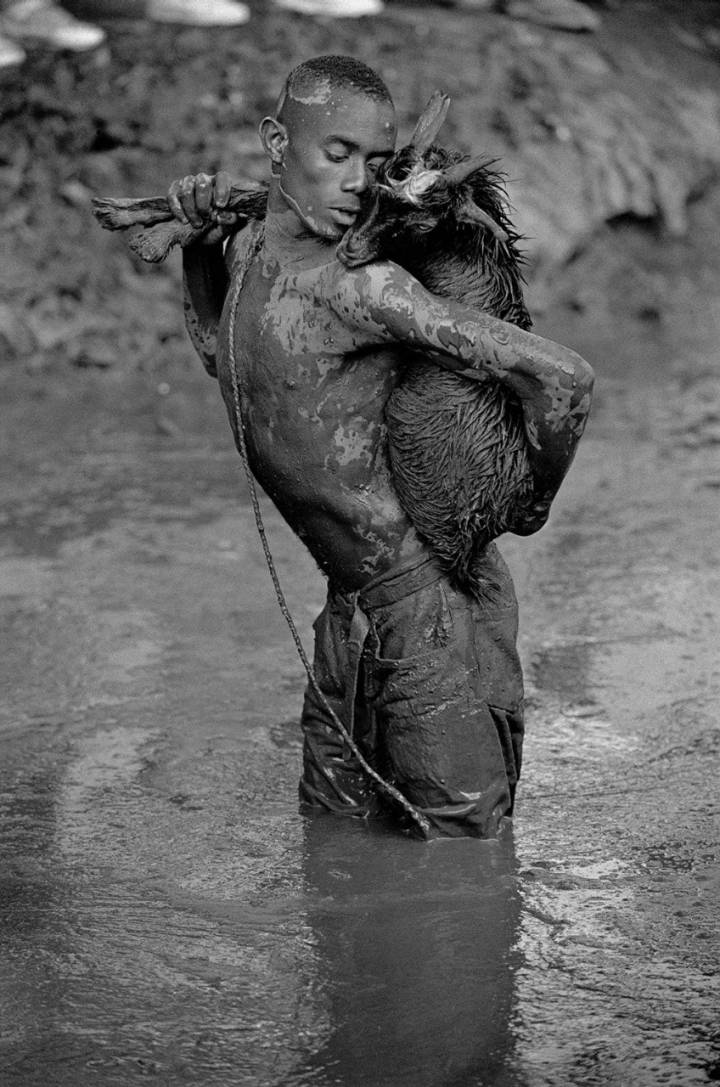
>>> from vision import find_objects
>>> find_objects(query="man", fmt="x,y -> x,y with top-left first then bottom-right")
168,55 -> 594,838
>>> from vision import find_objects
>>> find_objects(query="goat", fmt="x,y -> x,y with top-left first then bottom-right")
337,92 -> 535,597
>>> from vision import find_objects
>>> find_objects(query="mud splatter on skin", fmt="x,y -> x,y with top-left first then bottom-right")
329,422 -> 374,468
317,260 -> 593,487
288,80 -> 333,107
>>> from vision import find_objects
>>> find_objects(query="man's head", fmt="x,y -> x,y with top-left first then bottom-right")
259,55 -> 397,241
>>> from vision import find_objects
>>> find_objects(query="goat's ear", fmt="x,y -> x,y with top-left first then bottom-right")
444,154 -> 490,185
457,196 -> 509,242
408,91 -> 451,152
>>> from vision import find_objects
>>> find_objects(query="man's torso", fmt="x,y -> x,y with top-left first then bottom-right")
216,227 -> 424,589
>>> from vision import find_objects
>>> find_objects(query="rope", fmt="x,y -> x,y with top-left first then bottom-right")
223,225 -> 432,837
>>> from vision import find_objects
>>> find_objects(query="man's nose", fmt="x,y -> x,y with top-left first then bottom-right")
341,158 -> 368,193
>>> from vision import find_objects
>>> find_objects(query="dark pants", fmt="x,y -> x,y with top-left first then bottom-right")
300,546 -> 524,838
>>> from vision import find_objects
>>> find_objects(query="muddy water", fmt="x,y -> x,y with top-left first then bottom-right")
1,361 -> 719,1086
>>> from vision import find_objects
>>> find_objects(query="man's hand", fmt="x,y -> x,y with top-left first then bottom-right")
167,170 -> 238,245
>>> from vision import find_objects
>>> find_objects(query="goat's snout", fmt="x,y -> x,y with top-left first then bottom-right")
336,222 -> 376,267
336,188 -> 386,267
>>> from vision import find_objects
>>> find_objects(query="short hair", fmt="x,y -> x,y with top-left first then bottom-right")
276,55 -> 394,118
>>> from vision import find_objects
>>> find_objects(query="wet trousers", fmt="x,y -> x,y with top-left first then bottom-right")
299,545 -> 524,838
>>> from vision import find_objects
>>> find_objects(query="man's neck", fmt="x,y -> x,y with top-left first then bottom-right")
262,180 -> 339,266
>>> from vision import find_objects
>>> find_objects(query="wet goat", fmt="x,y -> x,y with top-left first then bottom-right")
337,93 -> 535,597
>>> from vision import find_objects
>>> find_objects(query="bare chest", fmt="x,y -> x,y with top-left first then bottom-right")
217,262 -> 401,483
229,263 -> 397,419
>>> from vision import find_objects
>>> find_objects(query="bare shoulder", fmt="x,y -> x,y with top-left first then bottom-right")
319,258 -> 428,317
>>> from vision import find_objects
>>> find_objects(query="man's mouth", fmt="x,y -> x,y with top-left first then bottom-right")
331,207 -> 360,225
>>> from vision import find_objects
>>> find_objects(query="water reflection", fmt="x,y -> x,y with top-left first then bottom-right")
292,816 -> 523,1087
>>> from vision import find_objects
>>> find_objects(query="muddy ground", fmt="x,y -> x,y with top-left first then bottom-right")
1,1 -> 720,1085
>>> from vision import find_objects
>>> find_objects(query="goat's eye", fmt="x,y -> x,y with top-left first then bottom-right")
384,163 -> 408,185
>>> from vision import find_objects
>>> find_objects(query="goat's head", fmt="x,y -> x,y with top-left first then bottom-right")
337,91 -> 508,268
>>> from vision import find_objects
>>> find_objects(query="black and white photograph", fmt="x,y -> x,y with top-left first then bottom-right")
1,1 -> 718,1083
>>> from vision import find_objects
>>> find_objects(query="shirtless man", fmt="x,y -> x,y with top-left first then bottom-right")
169,55 -> 594,838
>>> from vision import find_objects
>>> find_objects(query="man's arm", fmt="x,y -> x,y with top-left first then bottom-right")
169,172 -> 240,378
326,261 -> 595,526
182,243 -> 229,378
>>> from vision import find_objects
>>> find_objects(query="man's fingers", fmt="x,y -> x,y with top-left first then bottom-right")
194,173 -> 213,217
178,175 -> 204,228
167,178 -> 188,224
167,171 -> 235,233
214,170 -> 232,209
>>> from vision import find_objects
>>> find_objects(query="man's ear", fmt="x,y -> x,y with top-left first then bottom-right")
259,116 -> 288,173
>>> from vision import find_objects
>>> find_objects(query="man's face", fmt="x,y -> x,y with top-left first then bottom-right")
278,88 -> 397,240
